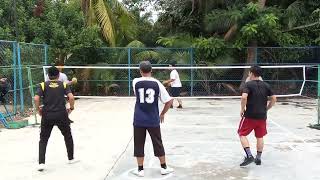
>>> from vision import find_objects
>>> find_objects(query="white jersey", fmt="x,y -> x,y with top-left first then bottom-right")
45,72 -> 69,83
170,69 -> 182,87
132,77 -> 172,127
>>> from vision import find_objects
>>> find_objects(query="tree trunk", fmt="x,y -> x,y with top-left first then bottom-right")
240,0 -> 266,87
82,0 -> 90,21
81,68 -> 91,94
224,24 -> 238,41
258,0 -> 267,8
240,41 -> 258,89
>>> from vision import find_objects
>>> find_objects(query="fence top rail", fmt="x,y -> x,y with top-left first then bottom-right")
42,65 -> 307,69
0,40 -> 16,43
69,46 -> 320,50
19,42 -> 47,47
98,47 -> 192,50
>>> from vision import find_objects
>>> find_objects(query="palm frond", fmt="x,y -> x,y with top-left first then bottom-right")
111,0 -> 136,41
172,51 -> 190,64
205,9 -> 242,33
285,0 -> 305,29
126,40 -> 145,48
109,0 -> 134,18
134,51 -> 160,61
92,0 -> 116,46
117,14 -> 137,41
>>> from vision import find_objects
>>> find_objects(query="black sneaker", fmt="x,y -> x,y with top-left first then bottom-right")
177,105 -> 183,108
240,156 -> 254,167
255,158 -> 261,165
170,105 -> 173,108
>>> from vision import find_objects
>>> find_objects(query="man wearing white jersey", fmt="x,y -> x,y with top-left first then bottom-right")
164,62 -> 182,108
131,61 -> 174,177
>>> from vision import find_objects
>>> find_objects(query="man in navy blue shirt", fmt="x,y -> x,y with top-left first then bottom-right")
132,61 -> 174,177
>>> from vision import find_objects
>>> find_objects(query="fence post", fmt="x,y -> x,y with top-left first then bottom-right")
12,42 -> 17,114
128,47 -> 131,96
44,44 -> 48,65
27,66 -> 37,125
17,43 -> 24,112
190,48 -> 194,96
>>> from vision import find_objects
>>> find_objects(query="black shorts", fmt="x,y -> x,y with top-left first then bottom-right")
134,126 -> 165,157
170,87 -> 181,97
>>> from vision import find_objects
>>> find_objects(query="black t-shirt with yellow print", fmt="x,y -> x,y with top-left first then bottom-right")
36,81 -> 72,112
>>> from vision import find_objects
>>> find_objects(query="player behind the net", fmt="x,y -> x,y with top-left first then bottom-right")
45,64 -> 77,86
131,61 -> 174,177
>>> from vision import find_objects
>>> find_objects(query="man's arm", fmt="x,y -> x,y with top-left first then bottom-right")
67,93 -> 75,111
158,81 -> 173,123
164,71 -> 176,84
240,93 -> 248,117
267,95 -> 277,111
160,99 -> 173,123
34,95 -> 42,116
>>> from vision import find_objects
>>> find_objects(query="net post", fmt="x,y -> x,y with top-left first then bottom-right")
317,64 -> 320,127
17,43 -> 24,112
309,64 -> 320,129
128,47 -> 131,96
27,66 -> 38,125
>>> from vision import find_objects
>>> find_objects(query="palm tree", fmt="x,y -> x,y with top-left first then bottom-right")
81,0 -> 136,47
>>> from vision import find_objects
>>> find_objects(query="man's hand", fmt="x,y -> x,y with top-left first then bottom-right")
67,107 -> 74,114
240,109 -> 244,117
160,113 -> 165,123
162,80 -> 170,87
0,78 -> 7,82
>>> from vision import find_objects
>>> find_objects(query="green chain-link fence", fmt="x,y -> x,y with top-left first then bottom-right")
0,41 -> 319,128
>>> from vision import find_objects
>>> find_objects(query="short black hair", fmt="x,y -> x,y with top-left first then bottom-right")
249,65 -> 262,77
139,61 -> 152,73
48,66 -> 60,80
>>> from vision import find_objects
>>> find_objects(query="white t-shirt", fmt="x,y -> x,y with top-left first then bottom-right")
45,72 -> 69,83
170,69 -> 182,87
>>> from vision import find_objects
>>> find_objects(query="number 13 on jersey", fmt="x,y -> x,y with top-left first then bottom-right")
138,88 -> 155,104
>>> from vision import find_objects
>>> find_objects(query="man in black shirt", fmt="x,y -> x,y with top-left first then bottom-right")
238,65 -> 277,166
34,66 -> 76,171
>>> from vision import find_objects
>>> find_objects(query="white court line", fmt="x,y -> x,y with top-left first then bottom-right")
267,118 -> 309,151
268,118 -> 308,145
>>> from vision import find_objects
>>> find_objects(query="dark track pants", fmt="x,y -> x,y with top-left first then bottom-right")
134,126 -> 165,157
39,111 -> 74,164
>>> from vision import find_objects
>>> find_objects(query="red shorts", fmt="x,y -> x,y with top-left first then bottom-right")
238,117 -> 267,138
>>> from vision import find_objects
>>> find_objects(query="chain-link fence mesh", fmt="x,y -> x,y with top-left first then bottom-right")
0,41 -> 46,127
257,47 -> 320,64
0,42 -> 319,127
0,41 -> 16,115
19,43 -> 47,65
